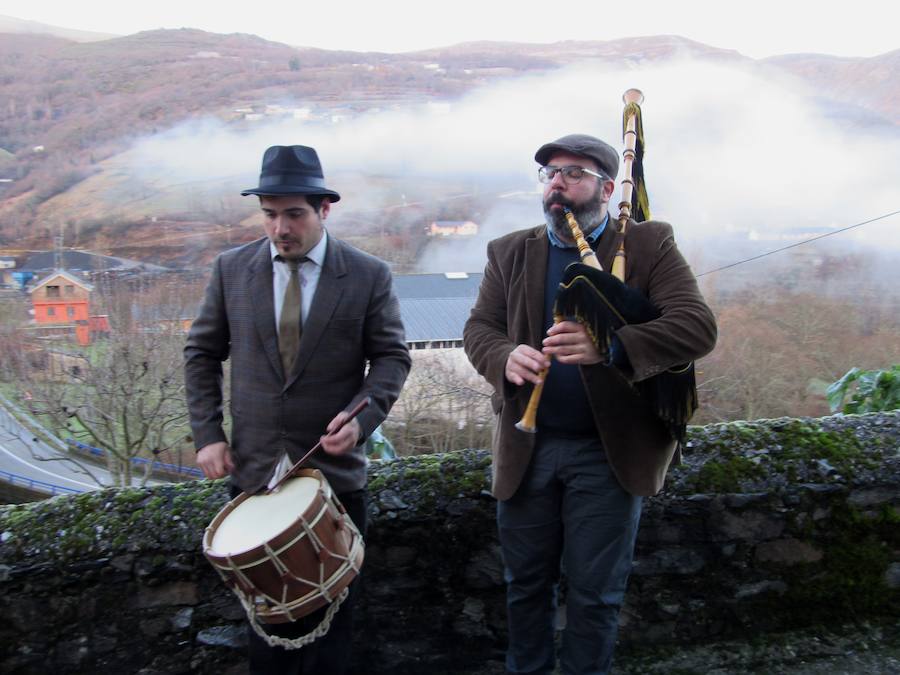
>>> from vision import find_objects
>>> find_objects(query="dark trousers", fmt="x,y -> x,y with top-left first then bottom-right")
229,483 -> 368,675
497,435 -> 642,675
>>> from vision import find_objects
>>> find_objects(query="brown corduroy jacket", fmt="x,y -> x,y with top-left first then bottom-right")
463,220 -> 717,500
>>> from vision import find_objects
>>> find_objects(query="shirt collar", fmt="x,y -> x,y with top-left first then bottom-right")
269,229 -> 328,266
547,213 -> 608,249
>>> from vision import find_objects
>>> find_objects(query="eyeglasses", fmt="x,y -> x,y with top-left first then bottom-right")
538,165 -> 608,185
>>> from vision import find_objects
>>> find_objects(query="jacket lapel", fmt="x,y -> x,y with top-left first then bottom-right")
524,227 -> 548,347
595,216 -> 622,274
522,217 -> 620,350
248,240 -> 283,378
285,236 -> 346,389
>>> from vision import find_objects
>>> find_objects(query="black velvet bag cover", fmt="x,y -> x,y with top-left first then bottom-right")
554,262 -> 698,444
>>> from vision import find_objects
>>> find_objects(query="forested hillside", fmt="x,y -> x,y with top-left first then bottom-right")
1,29 -> 895,263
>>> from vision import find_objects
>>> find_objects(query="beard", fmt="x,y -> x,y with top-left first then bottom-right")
270,220 -> 324,259
543,188 -> 606,243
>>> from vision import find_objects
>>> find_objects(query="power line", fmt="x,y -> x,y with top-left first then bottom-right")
696,209 -> 900,278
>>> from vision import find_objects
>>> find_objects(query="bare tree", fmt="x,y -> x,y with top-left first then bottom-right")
695,286 -> 900,424
386,349 -> 493,455
5,273 -> 196,488
18,328 -> 189,487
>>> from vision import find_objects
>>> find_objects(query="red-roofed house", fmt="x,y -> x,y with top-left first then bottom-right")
29,270 -> 93,345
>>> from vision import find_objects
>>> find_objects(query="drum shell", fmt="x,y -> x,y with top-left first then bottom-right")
203,468 -> 363,623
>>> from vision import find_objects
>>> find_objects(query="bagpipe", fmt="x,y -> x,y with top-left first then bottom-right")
515,89 -> 698,445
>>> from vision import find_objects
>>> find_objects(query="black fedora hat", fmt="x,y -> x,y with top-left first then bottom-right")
241,145 -> 341,202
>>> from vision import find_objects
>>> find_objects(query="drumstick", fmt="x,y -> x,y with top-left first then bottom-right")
266,397 -> 371,494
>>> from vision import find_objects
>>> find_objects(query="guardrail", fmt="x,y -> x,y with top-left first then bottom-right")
0,392 -> 69,453
0,469 -> 83,495
65,439 -> 203,479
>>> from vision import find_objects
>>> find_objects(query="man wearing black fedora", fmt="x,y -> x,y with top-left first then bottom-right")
185,145 -> 411,674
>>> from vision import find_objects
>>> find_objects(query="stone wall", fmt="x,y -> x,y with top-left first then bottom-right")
1,412 -> 898,674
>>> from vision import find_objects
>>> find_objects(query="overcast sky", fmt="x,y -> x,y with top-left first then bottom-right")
1,0 -> 897,58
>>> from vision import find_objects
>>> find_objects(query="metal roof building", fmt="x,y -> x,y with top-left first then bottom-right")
81,269 -> 485,350
394,272 -> 482,349
20,250 -> 169,275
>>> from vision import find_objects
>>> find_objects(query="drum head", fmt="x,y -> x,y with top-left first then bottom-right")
209,476 -> 320,556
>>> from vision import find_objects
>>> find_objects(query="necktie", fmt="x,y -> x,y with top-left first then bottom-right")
278,258 -> 303,374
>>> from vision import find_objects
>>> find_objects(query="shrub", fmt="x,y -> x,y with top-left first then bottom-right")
827,365 -> 900,414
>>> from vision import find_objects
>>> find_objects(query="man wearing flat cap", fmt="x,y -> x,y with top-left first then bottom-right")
185,145 -> 411,674
464,134 -> 716,674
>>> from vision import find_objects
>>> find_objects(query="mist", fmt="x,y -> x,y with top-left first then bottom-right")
127,57 -> 900,274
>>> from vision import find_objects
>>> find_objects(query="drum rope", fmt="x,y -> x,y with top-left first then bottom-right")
261,540 -> 333,600
219,528 -> 363,612
247,586 -> 350,650
223,554 -> 260,597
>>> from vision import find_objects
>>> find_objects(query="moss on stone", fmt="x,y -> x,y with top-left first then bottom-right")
114,488 -> 148,506
365,450 -> 491,516
691,454 -> 766,492
366,473 -> 388,493
1,413 -> 894,582
2,507 -> 37,530
0,478 -> 230,566
678,414 -> 896,492
774,421 -> 862,458
776,502 -> 900,620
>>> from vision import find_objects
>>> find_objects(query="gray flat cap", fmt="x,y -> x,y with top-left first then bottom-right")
534,134 -> 619,179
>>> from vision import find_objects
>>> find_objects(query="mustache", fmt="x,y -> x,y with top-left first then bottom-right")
543,192 -> 575,210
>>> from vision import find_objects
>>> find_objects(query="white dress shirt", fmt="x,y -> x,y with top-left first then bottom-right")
270,229 -> 328,329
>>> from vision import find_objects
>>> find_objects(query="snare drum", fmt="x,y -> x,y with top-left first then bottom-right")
203,468 -> 364,626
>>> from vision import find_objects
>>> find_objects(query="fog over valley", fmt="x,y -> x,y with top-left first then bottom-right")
119,59 -> 900,283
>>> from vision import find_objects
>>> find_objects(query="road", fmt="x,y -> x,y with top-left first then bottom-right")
0,394 -> 167,495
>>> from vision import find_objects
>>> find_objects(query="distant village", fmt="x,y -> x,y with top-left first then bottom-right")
2,208 -> 856,363
0,234 -> 485,362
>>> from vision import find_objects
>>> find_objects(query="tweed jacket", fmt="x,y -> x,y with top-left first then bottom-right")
185,235 -> 411,495
463,220 -> 717,500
